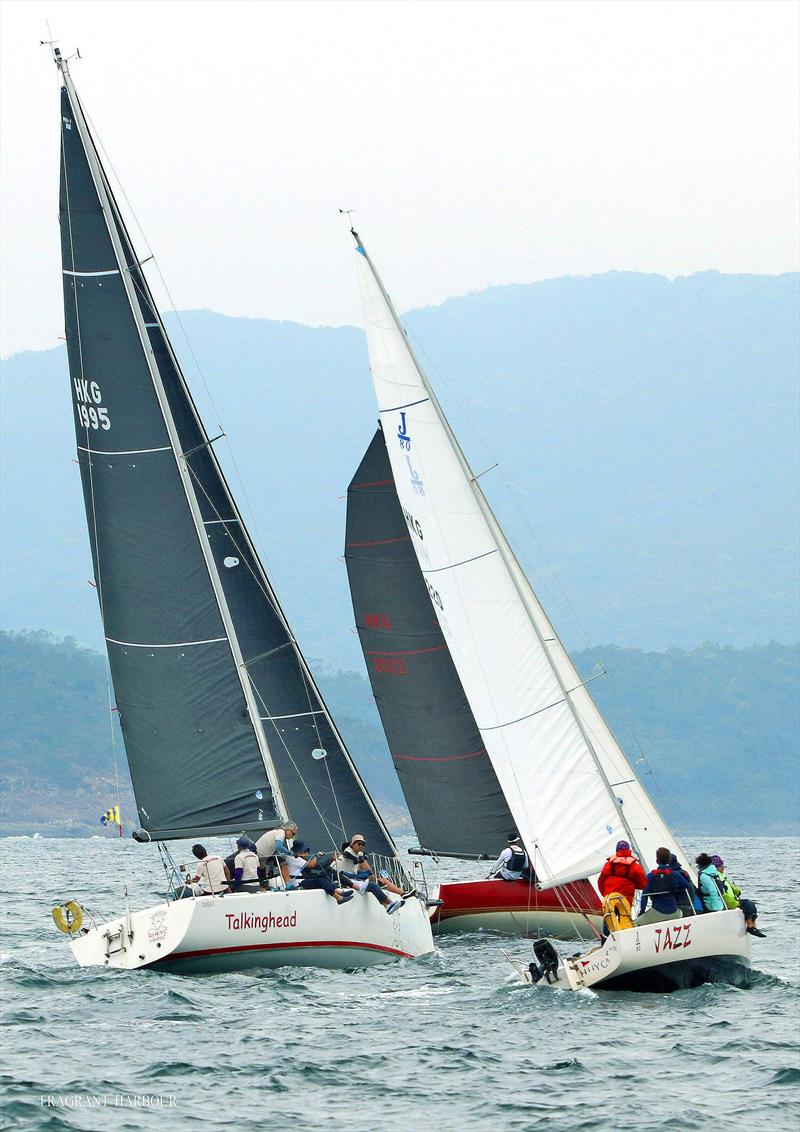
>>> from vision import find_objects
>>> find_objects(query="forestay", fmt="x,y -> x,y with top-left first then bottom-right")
352,232 -> 687,882
346,429 -> 515,857
57,60 -> 394,856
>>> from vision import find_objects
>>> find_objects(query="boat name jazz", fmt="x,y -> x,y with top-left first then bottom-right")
654,922 -> 692,953
225,911 -> 298,933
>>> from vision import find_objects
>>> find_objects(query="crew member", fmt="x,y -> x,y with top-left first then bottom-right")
255,822 -> 298,886
489,833 -> 534,882
597,839 -> 648,906
637,847 -> 690,925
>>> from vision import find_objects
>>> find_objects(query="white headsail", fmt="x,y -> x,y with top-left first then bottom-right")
352,232 -> 689,884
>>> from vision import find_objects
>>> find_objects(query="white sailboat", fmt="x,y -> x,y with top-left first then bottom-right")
347,228 -> 751,987
49,50 -> 433,974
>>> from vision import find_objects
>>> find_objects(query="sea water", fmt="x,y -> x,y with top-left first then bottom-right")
1,835 -> 798,1131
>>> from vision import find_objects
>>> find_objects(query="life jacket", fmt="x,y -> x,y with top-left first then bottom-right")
646,867 -> 678,896
608,853 -> 637,879
506,844 -> 528,873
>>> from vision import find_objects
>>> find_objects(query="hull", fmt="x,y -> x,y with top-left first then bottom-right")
431,878 -> 603,938
69,889 -> 435,974
521,908 -> 751,992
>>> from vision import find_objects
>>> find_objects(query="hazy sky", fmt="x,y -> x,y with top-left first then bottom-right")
1,0 -> 798,357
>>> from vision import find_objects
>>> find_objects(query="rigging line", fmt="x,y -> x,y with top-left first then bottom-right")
78,100 -> 274,581
296,662 -> 347,849
245,677 -> 343,855
183,461 -> 289,626
183,459 -> 395,857
60,96 -> 129,903
568,688 -> 675,841
479,668 -> 608,731
530,840 -> 595,932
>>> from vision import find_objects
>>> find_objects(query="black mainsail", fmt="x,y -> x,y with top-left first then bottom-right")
57,51 -> 392,854
345,429 -> 514,857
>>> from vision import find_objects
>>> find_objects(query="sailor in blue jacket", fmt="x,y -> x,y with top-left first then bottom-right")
637,847 -> 690,925
694,853 -> 726,912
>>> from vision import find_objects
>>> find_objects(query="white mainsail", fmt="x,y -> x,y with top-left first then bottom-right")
352,233 -> 689,884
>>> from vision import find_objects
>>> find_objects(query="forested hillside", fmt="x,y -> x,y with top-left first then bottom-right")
1,631 -> 796,838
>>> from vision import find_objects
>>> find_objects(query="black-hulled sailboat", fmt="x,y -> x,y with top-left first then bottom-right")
50,50 -> 433,972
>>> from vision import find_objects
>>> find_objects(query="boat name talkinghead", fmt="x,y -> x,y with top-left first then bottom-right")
225,911 -> 298,932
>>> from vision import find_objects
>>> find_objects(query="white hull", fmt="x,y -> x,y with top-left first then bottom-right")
69,889 -> 435,974
435,908 -> 601,937
520,909 -> 751,992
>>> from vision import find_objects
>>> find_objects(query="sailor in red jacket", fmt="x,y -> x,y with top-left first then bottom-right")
597,839 -> 648,905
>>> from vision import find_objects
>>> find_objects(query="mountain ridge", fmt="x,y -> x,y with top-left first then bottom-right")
1,270 -> 797,670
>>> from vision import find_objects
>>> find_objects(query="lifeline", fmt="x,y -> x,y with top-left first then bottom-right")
225,911 -> 298,932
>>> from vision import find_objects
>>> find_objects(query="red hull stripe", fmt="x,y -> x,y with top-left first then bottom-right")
156,939 -> 414,963
395,748 -> 487,762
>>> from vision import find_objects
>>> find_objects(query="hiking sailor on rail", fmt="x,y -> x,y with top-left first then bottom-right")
489,834 -> 534,882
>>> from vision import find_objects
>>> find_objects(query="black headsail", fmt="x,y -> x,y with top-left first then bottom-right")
56,52 -> 393,855
345,429 -> 514,857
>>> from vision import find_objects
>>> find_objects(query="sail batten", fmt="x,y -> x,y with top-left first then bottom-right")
351,232 -> 689,881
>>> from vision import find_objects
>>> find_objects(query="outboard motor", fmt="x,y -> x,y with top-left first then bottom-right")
528,939 -> 560,985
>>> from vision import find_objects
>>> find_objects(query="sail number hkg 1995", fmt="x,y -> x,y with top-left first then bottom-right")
74,378 -> 111,430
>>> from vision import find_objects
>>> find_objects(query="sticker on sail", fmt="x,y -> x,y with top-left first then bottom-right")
405,455 -> 425,497
397,411 -> 411,450
63,117 -> 72,130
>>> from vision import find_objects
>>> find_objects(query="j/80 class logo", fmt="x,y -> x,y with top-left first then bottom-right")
73,378 -> 111,430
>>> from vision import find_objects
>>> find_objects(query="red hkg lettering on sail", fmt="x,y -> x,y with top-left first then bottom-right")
654,922 -> 692,953
371,656 -> 407,675
364,613 -> 392,631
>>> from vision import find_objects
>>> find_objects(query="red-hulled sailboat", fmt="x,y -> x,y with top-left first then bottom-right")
343,230 -> 695,940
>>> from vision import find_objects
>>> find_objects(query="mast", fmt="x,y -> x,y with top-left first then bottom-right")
54,47 -> 291,821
